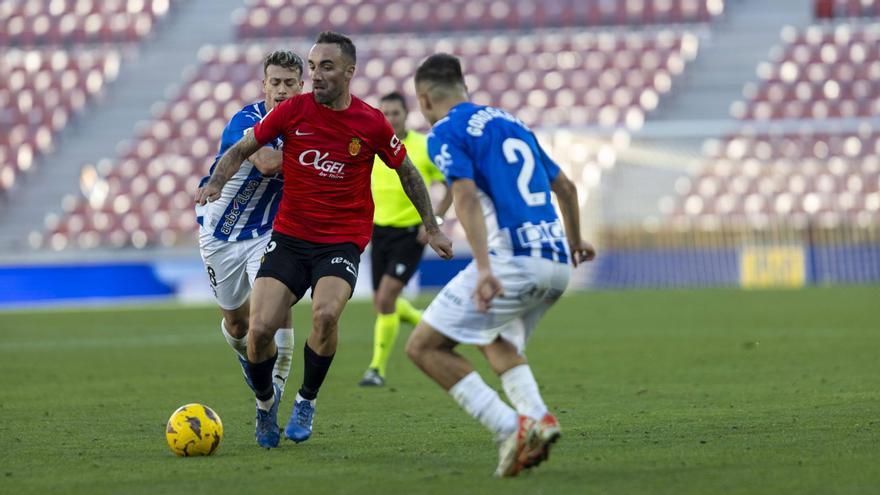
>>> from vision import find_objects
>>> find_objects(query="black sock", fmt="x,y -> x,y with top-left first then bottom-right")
248,353 -> 277,402
298,344 -> 334,401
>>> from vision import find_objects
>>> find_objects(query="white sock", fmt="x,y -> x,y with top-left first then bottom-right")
501,364 -> 548,420
295,392 -> 315,406
256,390 -> 275,412
273,328 -> 294,390
449,371 -> 518,439
220,319 -> 248,360
501,364 -> 547,420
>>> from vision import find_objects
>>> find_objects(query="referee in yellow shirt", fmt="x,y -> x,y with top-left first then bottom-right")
358,91 -> 451,387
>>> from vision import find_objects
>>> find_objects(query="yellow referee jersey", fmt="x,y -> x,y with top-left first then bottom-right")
372,130 -> 445,228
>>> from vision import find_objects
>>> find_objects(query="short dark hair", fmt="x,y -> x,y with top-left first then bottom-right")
263,50 -> 304,76
380,91 -> 407,111
315,31 -> 356,64
415,53 -> 465,88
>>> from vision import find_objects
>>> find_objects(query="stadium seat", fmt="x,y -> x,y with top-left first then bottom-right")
0,0 -> 176,46
664,128 -> 880,223
0,47 -> 121,196
733,23 -> 880,121
234,0 -> 725,39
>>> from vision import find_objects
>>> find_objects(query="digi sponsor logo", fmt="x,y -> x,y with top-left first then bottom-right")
298,149 -> 348,179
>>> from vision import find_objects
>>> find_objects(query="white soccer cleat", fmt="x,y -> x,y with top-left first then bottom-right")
494,415 -> 536,478
524,413 -> 561,469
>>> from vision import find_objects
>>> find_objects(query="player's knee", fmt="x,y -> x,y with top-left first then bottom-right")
311,306 -> 339,335
373,294 -> 395,314
224,314 -> 249,338
405,330 -> 426,364
248,317 -> 274,348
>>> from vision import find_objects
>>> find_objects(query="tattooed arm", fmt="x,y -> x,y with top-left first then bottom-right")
195,132 -> 263,205
396,155 -> 454,259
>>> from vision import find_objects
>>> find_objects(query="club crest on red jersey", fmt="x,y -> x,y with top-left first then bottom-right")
348,137 -> 362,156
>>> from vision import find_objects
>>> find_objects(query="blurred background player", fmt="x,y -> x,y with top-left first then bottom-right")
358,91 -> 451,387
406,53 -> 596,477
195,50 -> 304,400
196,32 -> 453,449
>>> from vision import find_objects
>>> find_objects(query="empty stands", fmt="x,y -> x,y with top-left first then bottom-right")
235,0 -> 724,39
0,47 -> 121,194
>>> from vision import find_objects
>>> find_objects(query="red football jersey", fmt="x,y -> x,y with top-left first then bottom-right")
252,93 -> 406,251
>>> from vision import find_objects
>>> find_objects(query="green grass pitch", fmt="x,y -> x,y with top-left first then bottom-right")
1,286 -> 878,494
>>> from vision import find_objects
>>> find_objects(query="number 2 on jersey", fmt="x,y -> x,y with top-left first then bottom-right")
502,138 -> 546,207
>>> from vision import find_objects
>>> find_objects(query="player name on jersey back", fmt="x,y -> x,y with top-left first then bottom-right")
428,102 -> 570,264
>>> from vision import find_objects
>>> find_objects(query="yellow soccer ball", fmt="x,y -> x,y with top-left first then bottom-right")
165,403 -> 224,456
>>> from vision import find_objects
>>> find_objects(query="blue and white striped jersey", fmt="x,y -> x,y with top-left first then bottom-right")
428,102 -> 569,264
196,101 -> 283,242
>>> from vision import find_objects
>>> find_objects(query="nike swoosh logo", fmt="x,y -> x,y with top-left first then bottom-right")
295,129 -> 313,136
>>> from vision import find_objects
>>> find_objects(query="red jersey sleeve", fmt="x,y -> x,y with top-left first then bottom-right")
252,96 -> 298,145
375,113 -> 407,169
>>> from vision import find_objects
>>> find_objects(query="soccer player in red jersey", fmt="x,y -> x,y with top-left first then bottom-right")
196,32 -> 453,449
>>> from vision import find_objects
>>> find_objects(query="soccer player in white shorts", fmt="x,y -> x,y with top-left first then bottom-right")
407,54 -> 597,477
196,50 -> 305,399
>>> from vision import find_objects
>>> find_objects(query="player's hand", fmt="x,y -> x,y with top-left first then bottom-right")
474,269 -> 504,313
416,225 -> 428,245
195,182 -> 221,206
570,239 -> 596,267
426,229 -> 453,259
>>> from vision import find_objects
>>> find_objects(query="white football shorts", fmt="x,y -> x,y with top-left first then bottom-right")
198,228 -> 270,310
422,255 -> 572,354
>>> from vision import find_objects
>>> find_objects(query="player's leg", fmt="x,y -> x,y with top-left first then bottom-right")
246,276 -> 297,448
361,228 -> 426,386
480,334 -> 558,466
199,233 -> 254,390
360,274 -> 405,386
246,238 -> 293,396
359,237 -> 395,386
481,259 -> 572,467
285,275 -> 351,442
390,228 -> 426,326
405,322 -> 533,477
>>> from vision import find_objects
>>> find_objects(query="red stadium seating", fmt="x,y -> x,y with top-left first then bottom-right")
45,29 -> 696,248
732,23 -> 880,121
662,128 -> 880,225
815,0 -> 880,19
0,0 -> 179,46
234,0 -> 724,39
0,0 -> 176,46
0,47 -> 121,195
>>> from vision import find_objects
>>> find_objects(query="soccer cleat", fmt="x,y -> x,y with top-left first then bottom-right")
357,368 -> 385,387
238,356 -> 256,392
254,385 -> 282,449
523,413 -> 562,468
494,415 -> 536,478
284,397 -> 315,443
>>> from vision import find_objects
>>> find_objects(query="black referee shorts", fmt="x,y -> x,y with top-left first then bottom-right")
370,224 -> 425,291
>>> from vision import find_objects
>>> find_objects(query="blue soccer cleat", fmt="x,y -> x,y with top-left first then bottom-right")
284,397 -> 315,443
254,385 -> 282,449
239,356 -> 256,392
